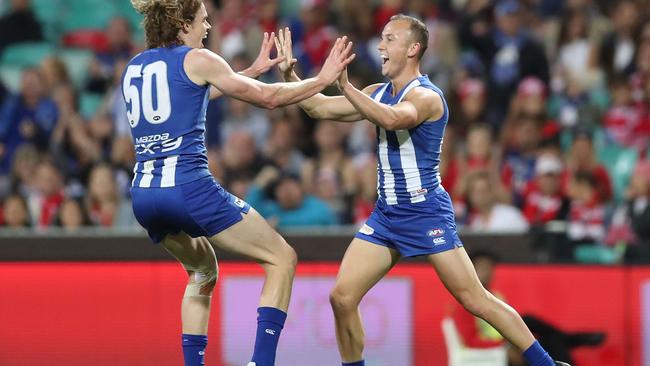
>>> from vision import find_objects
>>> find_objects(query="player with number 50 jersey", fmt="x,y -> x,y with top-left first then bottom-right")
122,2 -> 355,366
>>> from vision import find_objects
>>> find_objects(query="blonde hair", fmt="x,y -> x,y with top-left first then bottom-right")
131,0 -> 202,49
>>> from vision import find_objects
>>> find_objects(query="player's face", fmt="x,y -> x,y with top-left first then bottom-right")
185,2 -> 211,48
377,20 -> 415,78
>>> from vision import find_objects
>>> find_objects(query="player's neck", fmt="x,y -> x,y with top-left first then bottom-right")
389,66 -> 421,96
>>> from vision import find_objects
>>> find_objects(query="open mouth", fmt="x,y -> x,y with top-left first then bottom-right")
381,55 -> 389,65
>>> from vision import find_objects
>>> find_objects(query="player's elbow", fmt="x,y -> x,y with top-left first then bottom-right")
260,94 -> 279,109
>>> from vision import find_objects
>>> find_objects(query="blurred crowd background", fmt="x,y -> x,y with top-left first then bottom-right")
0,0 -> 649,263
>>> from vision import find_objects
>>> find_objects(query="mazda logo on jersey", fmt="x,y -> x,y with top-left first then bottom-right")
134,135 -> 183,155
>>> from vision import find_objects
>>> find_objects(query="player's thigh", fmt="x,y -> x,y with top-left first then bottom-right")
207,207 -> 295,266
426,246 -> 484,298
161,231 -> 217,273
332,238 -> 401,302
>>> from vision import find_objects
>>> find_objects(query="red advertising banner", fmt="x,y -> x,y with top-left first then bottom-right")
0,262 -> 646,366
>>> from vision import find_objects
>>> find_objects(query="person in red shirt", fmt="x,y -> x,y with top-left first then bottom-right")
523,154 -> 570,226
563,129 -> 612,202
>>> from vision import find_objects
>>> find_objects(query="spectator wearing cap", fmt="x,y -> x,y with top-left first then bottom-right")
459,0 -> 550,128
522,153 -> 570,226
563,128 -> 612,202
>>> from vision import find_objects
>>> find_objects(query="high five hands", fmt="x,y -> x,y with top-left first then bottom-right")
274,27 -> 355,86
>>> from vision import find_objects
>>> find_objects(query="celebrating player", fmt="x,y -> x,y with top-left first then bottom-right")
124,1 -> 354,366
275,16 -> 570,366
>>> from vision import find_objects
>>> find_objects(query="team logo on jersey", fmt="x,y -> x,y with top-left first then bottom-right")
427,228 -> 444,237
359,224 -> 375,235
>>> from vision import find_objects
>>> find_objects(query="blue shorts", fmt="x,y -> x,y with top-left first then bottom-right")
355,186 -> 463,257
131,176 -> 251,243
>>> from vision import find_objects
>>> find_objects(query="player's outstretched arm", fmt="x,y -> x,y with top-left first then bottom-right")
338,68 -> 444,130
208,31 -> 285,100
186,37 -> 354,109
274,27 -> 374,122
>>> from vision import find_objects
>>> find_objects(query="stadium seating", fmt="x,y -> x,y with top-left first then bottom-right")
1,42 -> 55,67
441,317 -> 507,366
597,145 -> 638,202
0,65 -> 23,93
79,92 -> 104,119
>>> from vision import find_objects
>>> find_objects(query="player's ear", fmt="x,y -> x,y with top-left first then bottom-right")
407,42 -> 420,59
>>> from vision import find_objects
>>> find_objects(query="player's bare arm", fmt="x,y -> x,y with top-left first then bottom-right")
186,36 -> 354,109
338,68 -> 444,130
208,31 -> 285,100
274,27 -> 376,122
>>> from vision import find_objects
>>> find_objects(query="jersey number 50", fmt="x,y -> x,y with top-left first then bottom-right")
123,61 -> 171,128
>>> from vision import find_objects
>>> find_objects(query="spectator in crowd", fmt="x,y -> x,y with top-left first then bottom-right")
501,113 -> 543,204
1,193 -> 30,228
291,0 -> 336,75
40,57 -> 71,92
351,153 -> 377,226
261,114 -> 306,177
26,160 -> 64,228
554,9 -> 598,88
97,58 -> 131,138
6,143 -> 39,197
86,17 -> 135,94
607,160 -> 650,263
459,0 -> 550,127
55,197 -> 90,230
566,171 -> 606,247
302,120 -> 355,223
247,169 -> 337,230
220,96 -> 271,149
563,128 -> 612,202
453,78 -> 487,135
466,171 -> 529,232
0,0 -> 42,53
603,75 -> 649,151
0,68 -> 58,173
523,153 -> 570,226
596,0 -> 642,80
218,130 -> 265,188
84,163 -> 135,228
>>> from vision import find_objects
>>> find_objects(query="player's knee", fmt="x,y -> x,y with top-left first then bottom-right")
184,260 -> 218,297
329,288 -> 359,314
455,288 -> 490,318
270,238 -> 298,273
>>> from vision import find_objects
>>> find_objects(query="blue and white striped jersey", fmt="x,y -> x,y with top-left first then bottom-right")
371,75 -> 448,205
122,45 -> 212,188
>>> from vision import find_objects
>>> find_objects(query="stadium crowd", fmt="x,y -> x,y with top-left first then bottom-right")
0,0 -> 649,263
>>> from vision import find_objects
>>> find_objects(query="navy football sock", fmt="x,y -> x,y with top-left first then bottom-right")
182,334 -> 207,366
523,340 -> 555,366
342,360 -> 365,366
250,307 -> 287,366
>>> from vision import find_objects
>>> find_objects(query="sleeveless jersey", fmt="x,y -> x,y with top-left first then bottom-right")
371,75 -> 449,205
122,45 -> 211,188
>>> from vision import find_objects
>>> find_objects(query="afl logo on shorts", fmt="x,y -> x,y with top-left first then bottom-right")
427,228 -> 445,237
359,224 -> 375,235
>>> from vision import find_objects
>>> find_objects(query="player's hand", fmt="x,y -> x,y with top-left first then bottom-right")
317,36 -> 356,86
336,66 -> 350,91
248,32 -> 285,77
273,27 -> 297,77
